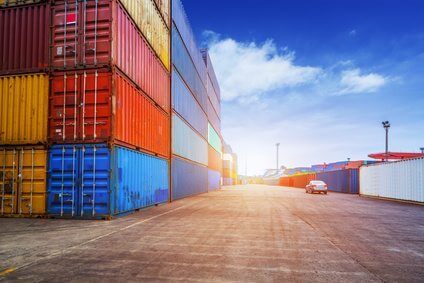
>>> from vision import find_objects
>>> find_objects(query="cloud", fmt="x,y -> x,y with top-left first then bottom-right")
337,69 -> 388,94
349,29 -> 357,37
205,33 -> 322,102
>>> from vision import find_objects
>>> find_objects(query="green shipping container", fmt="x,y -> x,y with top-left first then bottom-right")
208,123 -> 222,154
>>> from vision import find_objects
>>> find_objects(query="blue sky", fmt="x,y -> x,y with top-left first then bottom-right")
182,0 -> 424,175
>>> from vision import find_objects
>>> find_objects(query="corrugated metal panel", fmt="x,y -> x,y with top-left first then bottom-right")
49,70 -> 112,143
316,169 -> 359,194
153,0 -> 169,28
114,71 -> 170,158
119,0 -> 170,70
360,158 -> 424,203
111,146 -> 169,214
49,69 -> 169,157
48,144 -> 169,218
208,169 -> 221,191
223,178 -> 233,186
51,1 -> 170,112
0,0 -> 44,7
201,50 -> 221,101
208,123 -> 222,154
207,75 -> 221,117
207,99 -> 221,137
279,173 -> 317,188
0,3 -> 50,75
208,145 -> 222,172
172,25 -> 207,111
172,114 -> 207,165
172,156 -> 207,200
0,147 -> 47,216
0,74 -> 48,145
172,68 -> 207,139
172,0 -> 206,86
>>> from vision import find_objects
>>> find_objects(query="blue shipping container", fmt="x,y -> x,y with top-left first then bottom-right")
48,144 -> 169,219
223,178 -> 234,186
172,25 -> 208,112
172,156 -> 207,200
316,169 -> 359,194
172,68 -> 208,139
208,169 -> 221,191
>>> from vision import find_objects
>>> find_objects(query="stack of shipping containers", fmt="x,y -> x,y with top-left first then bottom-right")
222,143 -> 237,185
0,1 -> 50,217
1,0 -> 222,219
171,0 -> 222,199
47,0 -> 171,219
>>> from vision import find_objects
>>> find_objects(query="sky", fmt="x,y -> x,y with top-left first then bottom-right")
182,0 -> 424,175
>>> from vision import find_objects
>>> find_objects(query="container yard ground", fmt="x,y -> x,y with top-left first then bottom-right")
1,185 -> 423,282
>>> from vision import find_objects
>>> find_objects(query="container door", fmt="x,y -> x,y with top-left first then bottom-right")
18,149 -> 47,215
51,0 -> 80,69
51,0 -> 111,69
0,149 -> 19,215
48,145 -> 79,217
80,145 -> 110,217
49,70 -> 112,143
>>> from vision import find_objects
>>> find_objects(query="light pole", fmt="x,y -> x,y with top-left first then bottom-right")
276,143 -> 280,170
382,121 -> 390,161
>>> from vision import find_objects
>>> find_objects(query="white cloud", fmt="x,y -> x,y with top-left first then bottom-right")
338,69 -> 388,94
205,34 -> 322,101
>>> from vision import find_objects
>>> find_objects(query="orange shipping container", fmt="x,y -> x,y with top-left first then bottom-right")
208,145 -> 222,172
49,69 -> 170,158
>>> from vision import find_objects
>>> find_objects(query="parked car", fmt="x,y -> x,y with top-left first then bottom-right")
306,180 -> 328,194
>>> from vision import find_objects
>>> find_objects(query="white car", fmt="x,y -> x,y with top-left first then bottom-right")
306,180 -> 328,194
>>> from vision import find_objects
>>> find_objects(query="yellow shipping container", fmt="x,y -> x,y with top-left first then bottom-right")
120,0 -> 170,71
0,147 -> 47,216
153,0 -> 170,28
0,0 -> 42,7
0,74 -> 49,145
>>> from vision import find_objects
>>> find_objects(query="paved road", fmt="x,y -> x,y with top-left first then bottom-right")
0,185 -> 423,282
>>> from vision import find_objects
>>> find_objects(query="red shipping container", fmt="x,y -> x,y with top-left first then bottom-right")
208,145 -> 222,172
0,3 -> 50,75
49,69 -> 170,158
51,0 -> 170,113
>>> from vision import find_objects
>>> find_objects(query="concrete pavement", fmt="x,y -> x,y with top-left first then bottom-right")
0,185 -> 423,282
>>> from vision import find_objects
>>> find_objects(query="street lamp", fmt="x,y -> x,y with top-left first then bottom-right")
382,121 -> 390,161
276,143 -> 280,170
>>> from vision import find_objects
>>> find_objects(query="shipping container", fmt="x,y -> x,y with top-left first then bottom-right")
119,0 -> 170,70
172,25 -> 207,112
49,69 -> 170,158
316,169 -> 359,194
51,0 -> 170,111
0,0 -> 44,7
360,158 -> 424,203
152,0 -> 170,28
172,68 -> 207,139
208,123 -> 222,154
172,0 -> 207,86
0,146 -> 47,216
48,144 -> 169,219
279,173 -> 317,188
201,50 -> 221,101
223,178 -> 233,186
0,74 -> 48,145
0,3 -> 50,75
208,169 -> 221,191
207,76 -> 221,117
207,99 -> 221,137
223,168 -> 232,178
172,114 -> 207,165
172,156 -> 207,200
208,145 -> 222,172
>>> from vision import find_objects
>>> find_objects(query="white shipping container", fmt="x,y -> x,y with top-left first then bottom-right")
360,158 -> 424,203
172,114 -> 208,165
